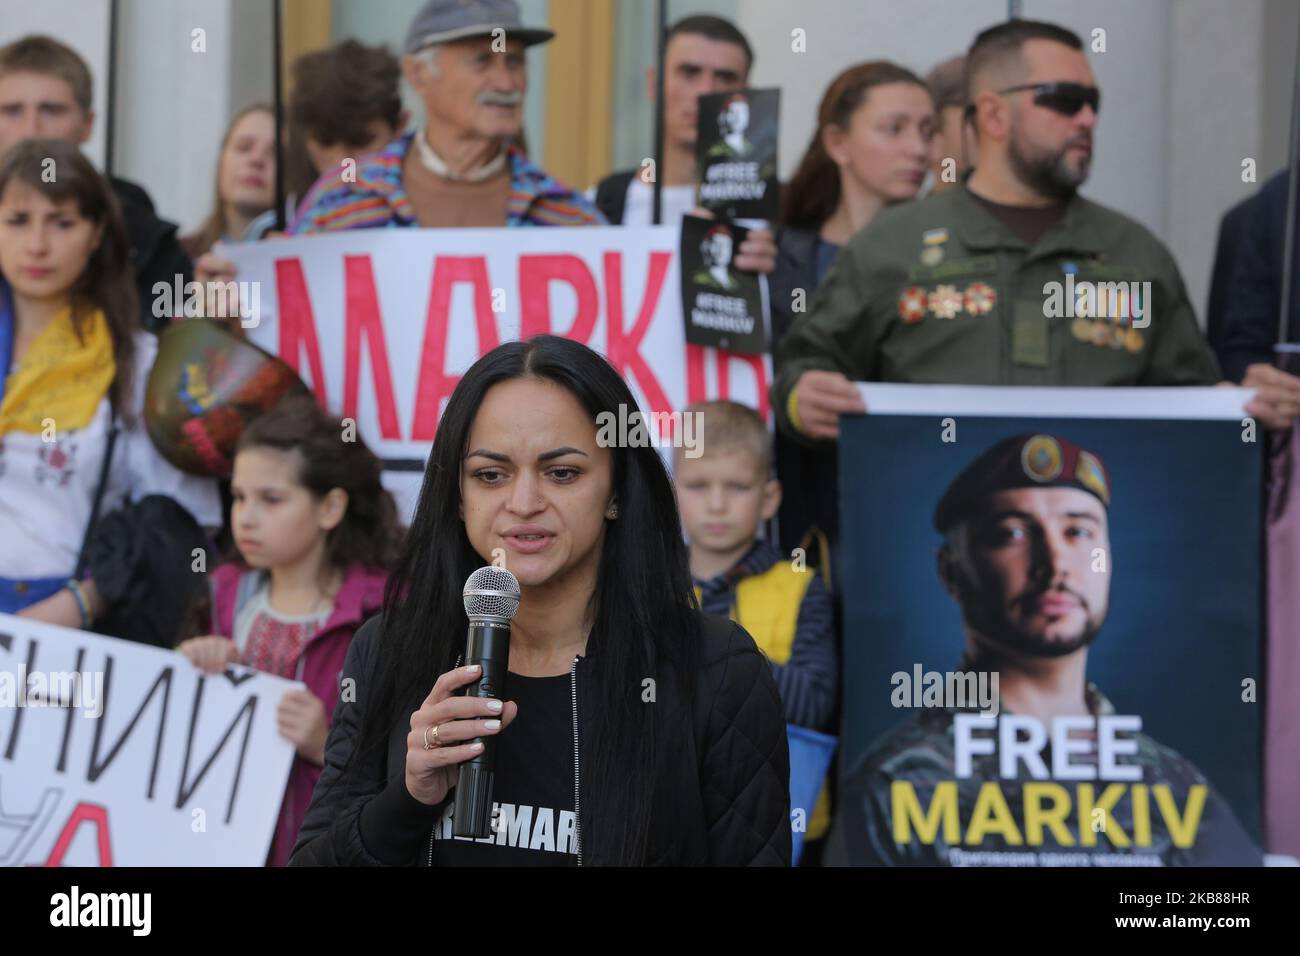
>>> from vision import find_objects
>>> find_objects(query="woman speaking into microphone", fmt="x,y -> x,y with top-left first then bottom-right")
291,335 -> 790,866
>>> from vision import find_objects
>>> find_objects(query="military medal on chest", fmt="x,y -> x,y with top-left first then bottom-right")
963,281 -> 996,316
1061,257 -> 1148,355
919,227 -> 949,267
898,286 -> 928,323
929,284 -> 964,320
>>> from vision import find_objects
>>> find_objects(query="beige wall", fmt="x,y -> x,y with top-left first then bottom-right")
6,0 -> 1295,318
1168,0 -> 1295,329
114,0 -> 273,236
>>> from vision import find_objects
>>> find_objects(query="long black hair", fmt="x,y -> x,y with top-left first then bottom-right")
349,335 -> 701,863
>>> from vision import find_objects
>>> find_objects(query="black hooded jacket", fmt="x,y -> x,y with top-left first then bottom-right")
289,611 -> 792,866
110,176 -> 193,334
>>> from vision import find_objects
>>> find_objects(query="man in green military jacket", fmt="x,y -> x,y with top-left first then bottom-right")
773,19 -> 1300,441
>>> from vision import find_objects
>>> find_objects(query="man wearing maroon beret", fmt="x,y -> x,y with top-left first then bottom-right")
841,433 -> 1261,866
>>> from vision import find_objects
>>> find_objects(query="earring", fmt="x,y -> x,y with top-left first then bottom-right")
605,504 -> 618,519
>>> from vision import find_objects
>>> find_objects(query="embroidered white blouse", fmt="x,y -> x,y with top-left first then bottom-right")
0,331 -> 222,579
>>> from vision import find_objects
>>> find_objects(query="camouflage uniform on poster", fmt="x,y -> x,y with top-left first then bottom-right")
846,671 -> 1260,866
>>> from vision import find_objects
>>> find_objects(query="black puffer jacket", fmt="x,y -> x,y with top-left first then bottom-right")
290,611 -> 792,866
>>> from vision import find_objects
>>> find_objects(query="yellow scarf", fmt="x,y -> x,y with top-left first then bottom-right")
0,307 -> 116,438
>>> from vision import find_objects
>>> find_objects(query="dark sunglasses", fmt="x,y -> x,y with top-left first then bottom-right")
998,82 -> 1101,117
963,81 -> 1101,122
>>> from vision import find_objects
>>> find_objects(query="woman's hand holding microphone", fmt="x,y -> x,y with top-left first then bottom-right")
405,663 -> 518,806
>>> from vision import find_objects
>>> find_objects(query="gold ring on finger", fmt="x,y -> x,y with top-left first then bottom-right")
422,723 -> 441,750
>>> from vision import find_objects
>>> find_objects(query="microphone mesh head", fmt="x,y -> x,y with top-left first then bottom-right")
463,566 -> 521,622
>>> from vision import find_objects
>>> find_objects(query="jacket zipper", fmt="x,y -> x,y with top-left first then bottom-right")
426,653 -> 583,866
570,654 -> 582,866
427,654 -> 465,866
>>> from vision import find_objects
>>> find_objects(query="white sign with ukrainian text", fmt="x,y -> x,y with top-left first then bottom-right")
0,613 -> 298,866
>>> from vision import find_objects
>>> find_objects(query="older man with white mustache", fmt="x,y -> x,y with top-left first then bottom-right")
192,1 -> 607,300
287,0 -> 601,231
195,0 -> 777,294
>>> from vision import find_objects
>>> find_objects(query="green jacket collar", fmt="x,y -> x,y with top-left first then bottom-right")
951,183 -> 1108,259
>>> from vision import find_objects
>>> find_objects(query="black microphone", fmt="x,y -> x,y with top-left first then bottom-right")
453,565 -> 521,838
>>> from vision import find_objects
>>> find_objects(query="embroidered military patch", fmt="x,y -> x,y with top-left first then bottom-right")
1075,450 -> 1111,505
907,255 -> 997,282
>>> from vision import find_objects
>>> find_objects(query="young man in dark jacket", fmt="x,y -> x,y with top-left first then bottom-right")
0,34 -> 192,333
592,15 -> 751,228
590,15 -> 778,276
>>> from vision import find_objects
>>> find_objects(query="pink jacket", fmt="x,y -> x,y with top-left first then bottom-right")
211,562 -> 388,866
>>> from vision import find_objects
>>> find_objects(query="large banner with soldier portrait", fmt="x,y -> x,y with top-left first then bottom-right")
833,384 -> 1265,867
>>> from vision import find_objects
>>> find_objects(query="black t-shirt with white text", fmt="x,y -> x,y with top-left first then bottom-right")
429,670 -> 579,866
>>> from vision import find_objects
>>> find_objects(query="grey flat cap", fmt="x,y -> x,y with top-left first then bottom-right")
404,0 -> 555,54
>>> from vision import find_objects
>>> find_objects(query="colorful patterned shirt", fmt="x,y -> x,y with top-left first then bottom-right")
287,131 -> 606,233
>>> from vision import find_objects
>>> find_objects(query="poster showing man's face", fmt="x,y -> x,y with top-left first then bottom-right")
934,435 -> 1114,661
942,486 -> 1111,659
719,96 -> 750,136
834,416 -> 1265,858
701,229 -> 733,269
